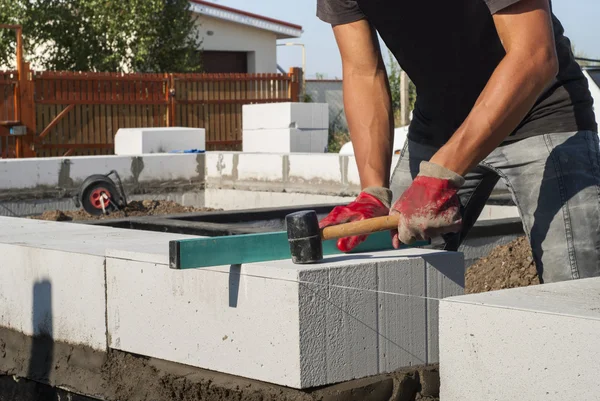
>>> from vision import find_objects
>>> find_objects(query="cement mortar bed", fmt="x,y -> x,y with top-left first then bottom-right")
0,327 -> 437,401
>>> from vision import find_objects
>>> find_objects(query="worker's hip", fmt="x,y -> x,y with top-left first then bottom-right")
390,130 -> 600,283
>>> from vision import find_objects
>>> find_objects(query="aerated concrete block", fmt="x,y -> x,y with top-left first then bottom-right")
439,277 -> 600,401
114,127 -> 206,155
0,216 -> 198,351
0,243 -> 107,350
106,247 -> 464,389
243,128 -> 328,153
243,102 -> 329,130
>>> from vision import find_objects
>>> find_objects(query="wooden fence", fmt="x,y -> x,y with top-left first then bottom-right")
0,67 -> 301,157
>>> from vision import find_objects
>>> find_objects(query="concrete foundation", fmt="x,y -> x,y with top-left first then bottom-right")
439,277 -> 600,401
0,216 -> 464,392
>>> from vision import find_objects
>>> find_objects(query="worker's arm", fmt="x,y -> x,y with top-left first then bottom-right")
333,19 -> 394,188
390,0 -> 559,247
429,0 -> 559,175
318,19 -> 394,253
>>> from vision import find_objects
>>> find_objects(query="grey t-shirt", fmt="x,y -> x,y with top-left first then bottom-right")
316,0 -> 597,146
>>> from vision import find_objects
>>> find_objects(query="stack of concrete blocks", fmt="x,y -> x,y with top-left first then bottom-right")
242,102 -> 329,153
114,127 -> 206,155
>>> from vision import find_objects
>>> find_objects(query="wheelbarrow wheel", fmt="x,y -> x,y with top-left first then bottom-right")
79,176 -> 119,216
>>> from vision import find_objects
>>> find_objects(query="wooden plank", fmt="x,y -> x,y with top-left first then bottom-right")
169,230 -> 428,270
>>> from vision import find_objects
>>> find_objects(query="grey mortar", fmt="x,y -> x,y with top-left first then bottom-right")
195,154 -> 206,181
232,153 -> 239,181
283,155 -> 290,184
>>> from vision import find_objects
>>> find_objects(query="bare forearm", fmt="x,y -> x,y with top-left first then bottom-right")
343,68 -> 394,188
431,50 -> 557,175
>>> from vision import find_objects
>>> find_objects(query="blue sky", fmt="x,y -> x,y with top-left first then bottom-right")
207,0 -> 599,79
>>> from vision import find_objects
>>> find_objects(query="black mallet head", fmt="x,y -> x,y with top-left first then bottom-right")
285,210 -> 323,264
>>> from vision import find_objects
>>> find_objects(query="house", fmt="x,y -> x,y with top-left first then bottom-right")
189,0 -> 303,73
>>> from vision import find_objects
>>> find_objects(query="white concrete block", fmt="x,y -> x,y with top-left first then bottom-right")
0,154 -> 203,192
288,154 -> 341,184
292,129 -> 312,153
243,102 -> 328,130
0,158 -> 61,190
439,277 -> 600,401
244,128 -> 329,154
0,243 -> 107,350
203,188 -> 353,210
0,216 -> 196,262
206,152 -> 236,179
236,153 -> 284,182
309,130 -> 328,153
106,247 -> 464,388
243,129 -> 292,153
114,127 -> 206,155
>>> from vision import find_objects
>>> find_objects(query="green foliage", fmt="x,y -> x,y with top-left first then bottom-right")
0,0 -> 202,72
327,109 -> 350,153
386,50 -> 416,127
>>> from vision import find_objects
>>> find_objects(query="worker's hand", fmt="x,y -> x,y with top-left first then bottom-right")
319,187 -> 392,252
390,161 -> 465,248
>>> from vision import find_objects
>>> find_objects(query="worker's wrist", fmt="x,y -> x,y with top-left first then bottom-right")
362,186 -> 393,209
418,161 -> 465,188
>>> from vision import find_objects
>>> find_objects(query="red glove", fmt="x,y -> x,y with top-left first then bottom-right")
319,187 -> 392,252
390,161 -> 464,248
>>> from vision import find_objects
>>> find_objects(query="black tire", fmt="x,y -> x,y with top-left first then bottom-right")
79,177 -> 119,216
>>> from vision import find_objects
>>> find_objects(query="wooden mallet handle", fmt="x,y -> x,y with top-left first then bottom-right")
320,214 -> 400,241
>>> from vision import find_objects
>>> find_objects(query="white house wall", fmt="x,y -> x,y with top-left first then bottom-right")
196,16 -> 277,73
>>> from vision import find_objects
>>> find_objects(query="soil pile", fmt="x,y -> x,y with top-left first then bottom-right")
466,236 -> 540,294
32,200 -> 222,221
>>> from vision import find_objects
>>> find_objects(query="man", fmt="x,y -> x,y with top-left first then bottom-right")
317,0 -> 599,284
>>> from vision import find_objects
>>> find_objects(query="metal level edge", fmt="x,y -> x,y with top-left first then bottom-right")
169,230 -> 429,269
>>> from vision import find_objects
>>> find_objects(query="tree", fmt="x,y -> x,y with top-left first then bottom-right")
0,0 -> 203,72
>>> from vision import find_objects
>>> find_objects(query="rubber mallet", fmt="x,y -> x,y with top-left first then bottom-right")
285,210 -> 401,264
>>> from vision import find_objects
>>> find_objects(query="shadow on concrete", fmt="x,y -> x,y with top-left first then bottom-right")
228,264 -> 241,308
27,279 -> 57,400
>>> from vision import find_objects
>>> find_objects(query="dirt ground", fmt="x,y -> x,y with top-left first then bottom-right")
466,236 -> 539,294
31,200 -> 221,221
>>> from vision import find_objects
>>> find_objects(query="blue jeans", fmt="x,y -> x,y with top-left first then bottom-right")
390,130 -> 600,284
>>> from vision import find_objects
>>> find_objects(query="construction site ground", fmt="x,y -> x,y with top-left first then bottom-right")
18,200 -> 539,401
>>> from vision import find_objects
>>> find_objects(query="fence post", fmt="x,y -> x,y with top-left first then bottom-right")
288,67 -> 302,102
15,26 -> 36,157
167,73 -> 176,127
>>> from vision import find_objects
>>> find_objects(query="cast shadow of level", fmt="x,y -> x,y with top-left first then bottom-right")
28,279 -> 57,400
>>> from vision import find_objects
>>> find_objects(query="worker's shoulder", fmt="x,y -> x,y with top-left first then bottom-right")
316,0 -> 366,26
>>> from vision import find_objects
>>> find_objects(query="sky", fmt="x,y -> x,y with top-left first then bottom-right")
206,0 -> 599,79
